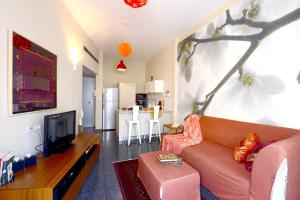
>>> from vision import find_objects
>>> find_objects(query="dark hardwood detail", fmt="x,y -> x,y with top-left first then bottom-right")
83,46 -> 99,63
0,133 -> 100,200
62,163 -> 87,200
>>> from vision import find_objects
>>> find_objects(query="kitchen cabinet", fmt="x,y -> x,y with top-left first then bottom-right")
118,82 -> 136,109
145,80 -> 164,93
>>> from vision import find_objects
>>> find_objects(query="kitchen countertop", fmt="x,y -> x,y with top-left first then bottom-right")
116,109 -> 172,114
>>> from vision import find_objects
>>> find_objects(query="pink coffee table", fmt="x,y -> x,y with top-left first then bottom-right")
137,151 -> 200,200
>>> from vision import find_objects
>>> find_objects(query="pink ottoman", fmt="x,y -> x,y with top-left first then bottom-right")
137,151 -> 200,200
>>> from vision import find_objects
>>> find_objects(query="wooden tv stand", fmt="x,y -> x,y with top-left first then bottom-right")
0,133 -> 100,200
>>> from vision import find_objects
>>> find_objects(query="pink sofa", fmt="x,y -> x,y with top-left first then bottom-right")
181,116 -> 300,200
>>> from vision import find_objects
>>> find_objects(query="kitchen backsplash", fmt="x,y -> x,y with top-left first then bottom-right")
147,94 -> 172,111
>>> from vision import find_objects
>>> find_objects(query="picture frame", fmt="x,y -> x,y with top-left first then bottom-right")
8,30 -> 57,115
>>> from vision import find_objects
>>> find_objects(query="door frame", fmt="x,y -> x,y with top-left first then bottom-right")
82,66 -> 97,128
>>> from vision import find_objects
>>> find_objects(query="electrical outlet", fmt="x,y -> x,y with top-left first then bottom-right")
26,126 -> 35,134
26,125 -> 41,134
33,125 -> 41,135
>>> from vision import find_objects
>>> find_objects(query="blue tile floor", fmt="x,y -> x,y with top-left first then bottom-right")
76,130 -> 160,200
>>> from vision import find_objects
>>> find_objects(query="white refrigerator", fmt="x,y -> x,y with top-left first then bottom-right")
103,88 -> 119,130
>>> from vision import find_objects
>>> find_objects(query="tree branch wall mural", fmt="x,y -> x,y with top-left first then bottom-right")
177,0 -> 300,128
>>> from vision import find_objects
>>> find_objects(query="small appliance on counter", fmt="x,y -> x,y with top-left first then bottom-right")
158,100 -> 164,110
136,93 -> 147,107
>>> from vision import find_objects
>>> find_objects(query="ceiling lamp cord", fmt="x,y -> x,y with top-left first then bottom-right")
117,22 -> 132,72
118,21 -> 132,58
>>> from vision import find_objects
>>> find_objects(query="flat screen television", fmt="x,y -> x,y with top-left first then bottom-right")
43,110 -> 76,157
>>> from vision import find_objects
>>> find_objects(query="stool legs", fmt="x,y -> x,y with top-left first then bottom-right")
144,121 -> 148,141
128,123 -> 132,145
123,123 -> 126,142
137,122 -> 141,144
149,122 -> 153,143
157,121 -> 161,142
126,122 -> 142,145
146,120 -> 161,144
148,121 -> 161,143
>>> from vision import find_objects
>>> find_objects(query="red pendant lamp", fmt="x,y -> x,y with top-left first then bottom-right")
124,0 -> 148,8
116,60 -> 127,72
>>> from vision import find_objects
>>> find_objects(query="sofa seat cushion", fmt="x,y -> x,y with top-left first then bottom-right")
182,140 -> 251,200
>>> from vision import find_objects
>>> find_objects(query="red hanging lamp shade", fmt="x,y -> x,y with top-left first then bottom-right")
124,0 -> 148,8
116,60 -> 127,72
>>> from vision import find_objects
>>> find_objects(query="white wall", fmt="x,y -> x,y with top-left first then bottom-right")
0,0 -> 99,156
145,43 -> 176,112
103,56 -> 146,93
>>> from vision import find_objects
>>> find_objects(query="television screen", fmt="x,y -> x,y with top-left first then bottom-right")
43,110 -> 76,156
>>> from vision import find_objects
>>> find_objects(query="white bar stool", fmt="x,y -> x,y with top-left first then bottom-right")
145,106 -> 161,143
123,106 -> 142,145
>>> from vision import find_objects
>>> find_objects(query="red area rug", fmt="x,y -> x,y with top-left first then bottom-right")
113,159 -> 150,200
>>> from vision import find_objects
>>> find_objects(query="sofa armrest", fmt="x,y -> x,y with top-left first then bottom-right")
250,135 -> 300,200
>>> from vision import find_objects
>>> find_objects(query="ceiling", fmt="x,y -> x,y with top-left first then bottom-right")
63,0 -> 226,62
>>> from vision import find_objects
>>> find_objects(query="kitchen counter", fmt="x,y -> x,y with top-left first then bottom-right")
116,109 -> 172,114
116,109 -> 173,143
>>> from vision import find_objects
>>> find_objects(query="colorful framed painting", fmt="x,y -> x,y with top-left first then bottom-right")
8,31 -> 57,114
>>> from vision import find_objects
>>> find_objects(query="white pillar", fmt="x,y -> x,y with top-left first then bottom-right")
95,50 -> 103,130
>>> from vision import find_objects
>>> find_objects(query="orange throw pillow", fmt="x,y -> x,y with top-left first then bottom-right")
234,133 -> 260,163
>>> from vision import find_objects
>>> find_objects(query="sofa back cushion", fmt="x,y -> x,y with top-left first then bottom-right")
200,116 -> 299,149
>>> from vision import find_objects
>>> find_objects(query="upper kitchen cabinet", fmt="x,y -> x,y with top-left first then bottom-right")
145,80 -> 164,93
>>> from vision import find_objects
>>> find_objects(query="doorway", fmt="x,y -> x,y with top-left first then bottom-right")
82,66 -> 96,128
